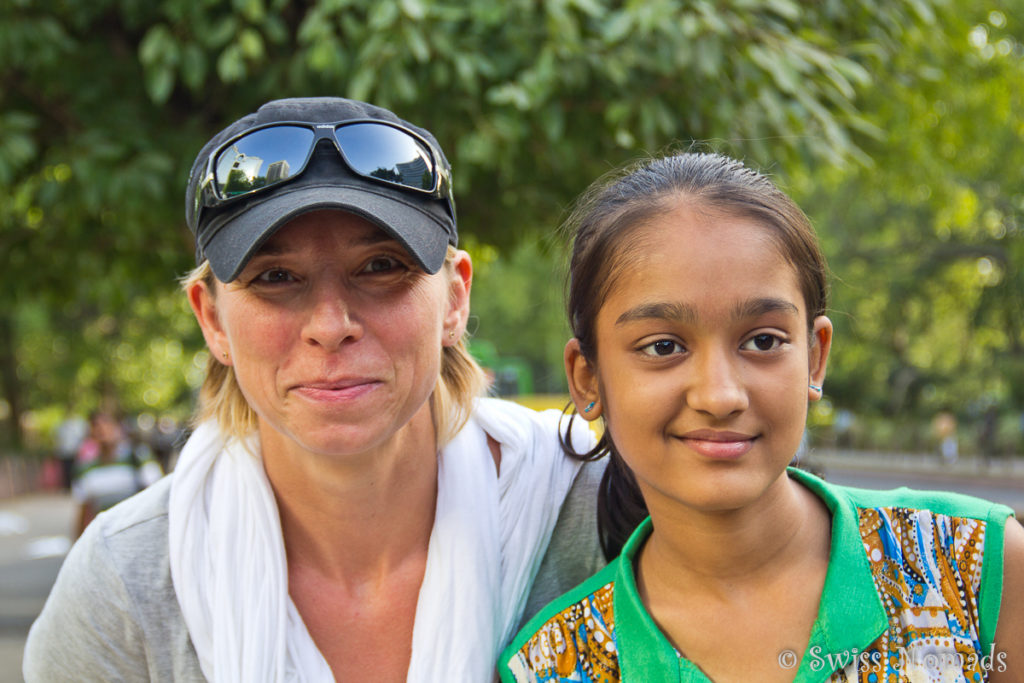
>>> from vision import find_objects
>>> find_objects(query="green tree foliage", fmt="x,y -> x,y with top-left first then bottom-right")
0,0 -> 998,448
792,0 -> 1024,438
466,236 -> 572,394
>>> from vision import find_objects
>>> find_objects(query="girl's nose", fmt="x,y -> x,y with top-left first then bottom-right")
685,349 -> 749,418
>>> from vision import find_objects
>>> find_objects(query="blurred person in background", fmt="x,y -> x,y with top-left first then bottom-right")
25,97 -> 604,682
53,410 -> 88,490
72,410 -> 163,537
934,409 -> 959,465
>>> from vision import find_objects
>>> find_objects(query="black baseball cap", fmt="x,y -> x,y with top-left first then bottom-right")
185,97 -> 457,282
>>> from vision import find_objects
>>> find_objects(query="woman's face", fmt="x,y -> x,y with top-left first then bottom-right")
190,210 -> 470,459
566,204 -> 831,515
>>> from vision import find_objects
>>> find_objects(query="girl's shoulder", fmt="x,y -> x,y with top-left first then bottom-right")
793,466 -> 1016,657
500,560 -> 621,683
790,466 -> 1014,544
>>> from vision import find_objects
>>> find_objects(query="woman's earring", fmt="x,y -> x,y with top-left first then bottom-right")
221,351 -> 229,360
448,329 -> 457,340
809,383 -> 822,392
583,401 -> 596,413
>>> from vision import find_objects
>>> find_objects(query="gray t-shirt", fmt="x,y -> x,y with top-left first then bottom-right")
23,458 -> 606,681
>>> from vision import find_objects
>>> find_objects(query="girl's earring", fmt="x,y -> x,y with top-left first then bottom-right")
583,401 -> 596,413
809,383 -> 822,392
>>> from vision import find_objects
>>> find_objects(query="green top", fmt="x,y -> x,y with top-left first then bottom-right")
500,467 -> 1014,682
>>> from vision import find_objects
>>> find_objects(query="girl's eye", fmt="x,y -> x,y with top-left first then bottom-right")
741,333 -> 784,352
255,268 -> 295,284
640,339 -> 685,357
362,256 -> 403,274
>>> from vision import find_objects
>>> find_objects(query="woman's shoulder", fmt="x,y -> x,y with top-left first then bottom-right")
472,396 -> 565,433
24,474 -> 199,682
500,560 -> 621,683
97,472 -> 173,528
522,456 -> 609,622
472,396 -> 597,458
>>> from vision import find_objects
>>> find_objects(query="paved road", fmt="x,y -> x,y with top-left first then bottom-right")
806,450 -> 1024,515
820,467 -> 1024,516
0,493 -> 74,683
0,456 -> 1019,680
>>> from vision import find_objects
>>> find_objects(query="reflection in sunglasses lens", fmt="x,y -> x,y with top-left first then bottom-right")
214,126 -> 315,197
335,123 -> 435,191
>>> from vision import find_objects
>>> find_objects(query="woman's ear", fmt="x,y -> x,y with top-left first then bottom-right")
565,338 -> 602,420
808,315 -> 833,401
188,280 -> 231,366
442,250 -> 473,347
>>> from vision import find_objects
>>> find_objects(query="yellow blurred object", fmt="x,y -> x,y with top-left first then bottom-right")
508,395 -> 604,437
509,394 -> 571,412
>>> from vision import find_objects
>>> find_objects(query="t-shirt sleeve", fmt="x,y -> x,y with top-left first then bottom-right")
520,456 -> 607,626
23,518 -> 152,681
977,502 -> 1015,650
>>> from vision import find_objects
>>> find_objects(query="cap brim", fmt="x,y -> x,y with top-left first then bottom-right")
202,183 -> 451,282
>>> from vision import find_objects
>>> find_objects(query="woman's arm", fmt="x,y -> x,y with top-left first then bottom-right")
990,517 -> 1024,682
24,519 -> 152,681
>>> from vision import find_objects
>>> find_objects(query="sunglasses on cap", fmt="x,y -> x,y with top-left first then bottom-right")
192,119 -> 455,227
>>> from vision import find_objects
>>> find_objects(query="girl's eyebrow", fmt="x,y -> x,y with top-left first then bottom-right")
615,297 -> 798,326
616,302 -> 697,326
733,297 -> 799,319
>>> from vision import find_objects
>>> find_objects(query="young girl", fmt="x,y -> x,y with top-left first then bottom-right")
499,153 -> 1023,682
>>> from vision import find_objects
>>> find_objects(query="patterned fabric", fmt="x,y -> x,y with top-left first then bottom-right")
499,472 -> 1012,683
832,507 -> 993,681
506,582 -> 619,682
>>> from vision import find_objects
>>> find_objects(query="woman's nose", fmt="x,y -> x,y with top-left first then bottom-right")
301,283 -> 363,349
685,349 -> 749,418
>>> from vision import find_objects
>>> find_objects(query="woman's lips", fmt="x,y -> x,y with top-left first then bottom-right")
291,379 -> 381,402
678,430 -> 757,459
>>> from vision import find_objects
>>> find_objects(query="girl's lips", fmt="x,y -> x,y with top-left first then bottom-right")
678,430 -> 757,459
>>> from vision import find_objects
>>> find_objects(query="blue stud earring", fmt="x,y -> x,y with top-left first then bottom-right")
809,383 -> 822,392
583,401 -> 596,413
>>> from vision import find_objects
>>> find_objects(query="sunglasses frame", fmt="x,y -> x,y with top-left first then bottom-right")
193,118 -> 455,228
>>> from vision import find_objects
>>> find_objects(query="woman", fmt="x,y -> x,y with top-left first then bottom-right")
500,152 -> 1023,681
25,97 -> 605,682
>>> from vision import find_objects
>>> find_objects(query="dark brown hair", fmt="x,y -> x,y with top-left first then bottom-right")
561,152 -> 829,558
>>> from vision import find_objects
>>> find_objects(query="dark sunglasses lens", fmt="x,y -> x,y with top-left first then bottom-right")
334,123 -> 436,192
213,126 -> 315,198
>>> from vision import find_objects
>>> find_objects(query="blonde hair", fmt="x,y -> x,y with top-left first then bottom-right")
181,247 -> 486,447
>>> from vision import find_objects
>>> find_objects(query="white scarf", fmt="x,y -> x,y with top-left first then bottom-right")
168,398 -> 591,682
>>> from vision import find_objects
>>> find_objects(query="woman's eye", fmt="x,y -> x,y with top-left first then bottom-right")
640,340 -> 684,357
741,334 -> 783,352
362,256 -> 402,273
255,268 -> 295,284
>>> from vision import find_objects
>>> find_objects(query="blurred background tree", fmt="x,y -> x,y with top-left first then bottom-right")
793,0 -> 1024,452
1,0 -> 1021,456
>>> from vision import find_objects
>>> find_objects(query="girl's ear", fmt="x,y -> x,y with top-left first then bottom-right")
442,250 -> 472,347
188,280 -> 231,366
808,315 -> 833,401
565,338 -> 602,420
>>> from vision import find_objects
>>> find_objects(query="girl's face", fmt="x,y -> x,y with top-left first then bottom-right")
189,209 -> 470,460
566,204 -> 831,515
